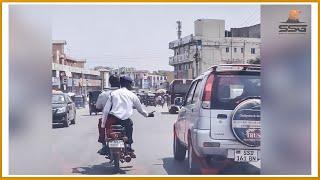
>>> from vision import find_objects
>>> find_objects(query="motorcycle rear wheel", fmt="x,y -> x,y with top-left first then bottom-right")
112,152 -> 120,172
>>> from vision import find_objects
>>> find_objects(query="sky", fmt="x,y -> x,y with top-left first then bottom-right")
52,4 -> 260,71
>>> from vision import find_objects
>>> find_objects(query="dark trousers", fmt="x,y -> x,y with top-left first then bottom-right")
98,115 -> 133,145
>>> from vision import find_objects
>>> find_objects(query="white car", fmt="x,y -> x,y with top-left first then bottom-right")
173,64 -> 261,174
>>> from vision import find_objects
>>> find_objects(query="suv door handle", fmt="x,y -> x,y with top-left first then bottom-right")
217,114 -> 227,119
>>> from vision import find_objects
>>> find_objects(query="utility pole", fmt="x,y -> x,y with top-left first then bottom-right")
230,39 -> 233,64
176,21 -> 182,39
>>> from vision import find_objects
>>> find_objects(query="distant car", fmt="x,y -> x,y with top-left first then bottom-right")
74,95 -> 85,108
169,97 -> 183,113
173,64 -> 261,174
52,93 -> 76,127
145,93 -> 156,107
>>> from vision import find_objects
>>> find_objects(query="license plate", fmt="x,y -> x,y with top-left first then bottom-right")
108,140 -> 125,148
234,150 -> 258,162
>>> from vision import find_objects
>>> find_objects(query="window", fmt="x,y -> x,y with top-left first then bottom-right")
213,75 -> 260,110
241,48 -> 244,53
191,80 -> 202,104
185,81 -> 198,105
234,48 -> 237,53
251,48 -> 256,54
226,47 -> 229,53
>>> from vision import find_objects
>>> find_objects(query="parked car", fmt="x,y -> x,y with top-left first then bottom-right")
88,90 -> 102,115
173,64 -> 261,174
52,93 -> 76,127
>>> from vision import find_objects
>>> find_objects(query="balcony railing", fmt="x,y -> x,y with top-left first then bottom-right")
169,54 -> 193,65
52,63 -> 100,76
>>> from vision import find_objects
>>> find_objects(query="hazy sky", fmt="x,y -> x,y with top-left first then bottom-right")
52,4 -> 260,71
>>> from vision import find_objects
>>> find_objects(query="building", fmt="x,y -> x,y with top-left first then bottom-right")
228,24 -> 261,38
94,67 -> 111,90
52,40 -> 104,94
169,19 -> 261,79
132,70 -> 169,90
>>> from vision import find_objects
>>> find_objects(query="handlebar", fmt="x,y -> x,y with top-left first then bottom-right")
148,111 -> 155,117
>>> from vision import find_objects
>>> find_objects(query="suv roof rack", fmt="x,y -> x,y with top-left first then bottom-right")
209,64 -> 261,72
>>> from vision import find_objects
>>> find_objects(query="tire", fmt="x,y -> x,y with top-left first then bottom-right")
63,114 -> 69,127
71,112 -> 76,124
173,129 -> 186,161
187,136 -> 201,174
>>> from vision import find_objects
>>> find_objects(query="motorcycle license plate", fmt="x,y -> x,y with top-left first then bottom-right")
109,140 -> 125,148
234,150 -> 258,162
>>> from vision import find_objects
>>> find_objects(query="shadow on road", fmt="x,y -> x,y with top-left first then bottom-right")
218,162 -> 260,175
72,163 -> 133,175
162,157 -> 260,175
162,157 -> 188,175
52,124 -> 65,129
82,113 -> 102,117
160,112 -> 178,115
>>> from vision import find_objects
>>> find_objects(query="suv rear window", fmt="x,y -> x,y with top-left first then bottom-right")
212,74 -> 260,110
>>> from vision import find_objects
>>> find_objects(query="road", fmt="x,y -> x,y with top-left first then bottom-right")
52,104 -> 260,175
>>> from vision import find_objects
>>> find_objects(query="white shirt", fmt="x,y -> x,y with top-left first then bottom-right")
95,87 -> 119,110
101,87 -> 148,128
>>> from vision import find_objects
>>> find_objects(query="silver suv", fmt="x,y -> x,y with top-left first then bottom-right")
173,64 -> 261,174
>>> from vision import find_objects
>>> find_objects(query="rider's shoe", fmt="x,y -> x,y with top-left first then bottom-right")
129,152 -> 136,158
97,146 -> 108,156
127,147 -> 136,158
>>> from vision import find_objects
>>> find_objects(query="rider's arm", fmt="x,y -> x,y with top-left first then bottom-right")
133,95 -> 148,117
95,93 -> 104,110
101,95 -> 112,128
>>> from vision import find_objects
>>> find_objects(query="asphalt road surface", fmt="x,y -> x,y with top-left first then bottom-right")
52,104 -> 260,175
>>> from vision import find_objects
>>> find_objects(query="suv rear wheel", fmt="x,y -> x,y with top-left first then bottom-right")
173,129 -> 186,161
187,136 -> 201,174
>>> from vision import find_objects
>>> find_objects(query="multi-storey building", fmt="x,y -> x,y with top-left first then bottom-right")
52,40 -> 107,94
169,19 -> 261,79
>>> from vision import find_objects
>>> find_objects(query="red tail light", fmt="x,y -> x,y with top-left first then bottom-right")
202,73 -> 214,109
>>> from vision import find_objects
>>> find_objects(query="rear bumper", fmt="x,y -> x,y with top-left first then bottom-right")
191,129 -> 260,159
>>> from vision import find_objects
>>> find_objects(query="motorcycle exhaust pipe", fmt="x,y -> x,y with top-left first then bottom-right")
124,155 -> 132,162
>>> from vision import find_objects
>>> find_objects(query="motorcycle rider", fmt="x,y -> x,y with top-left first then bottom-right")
101,75 -> 154,156
96,74 -> 120,155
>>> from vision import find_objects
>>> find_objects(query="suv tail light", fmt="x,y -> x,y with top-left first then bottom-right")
202,73 -> 214,109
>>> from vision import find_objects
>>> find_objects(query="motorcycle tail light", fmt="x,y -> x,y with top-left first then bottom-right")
109,132 -> 121,139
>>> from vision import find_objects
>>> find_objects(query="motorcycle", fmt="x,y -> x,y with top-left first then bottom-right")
105,111 -> 155,172
106,125 -> 133,172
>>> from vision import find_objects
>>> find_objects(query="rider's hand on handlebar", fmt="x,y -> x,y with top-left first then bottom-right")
148,111 -> 155,117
